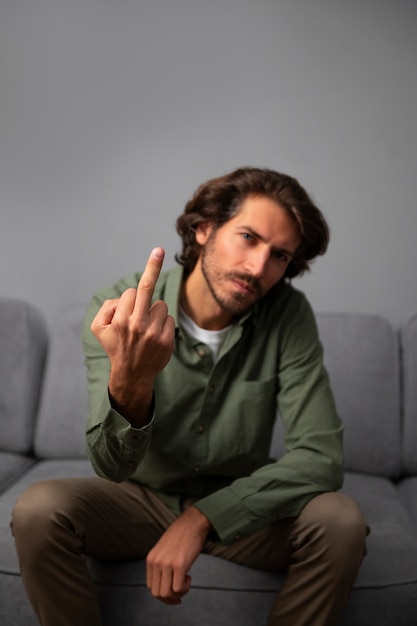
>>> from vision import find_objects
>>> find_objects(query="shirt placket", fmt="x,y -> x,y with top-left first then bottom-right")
184,323 -> 246,479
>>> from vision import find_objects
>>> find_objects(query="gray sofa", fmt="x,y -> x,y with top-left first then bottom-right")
1,296 -> 417,626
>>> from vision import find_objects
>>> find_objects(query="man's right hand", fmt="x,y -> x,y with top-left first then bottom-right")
91,247 -> 175,427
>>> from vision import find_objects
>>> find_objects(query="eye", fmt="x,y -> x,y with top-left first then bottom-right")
241,232 -> 254,241
272,249 -> 289,263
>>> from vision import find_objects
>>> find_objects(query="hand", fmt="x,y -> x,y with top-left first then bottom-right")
91,247 -> 175,426
146,506 -> 212,605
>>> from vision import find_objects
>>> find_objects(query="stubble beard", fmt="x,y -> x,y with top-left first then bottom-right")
200,235 -> 262,317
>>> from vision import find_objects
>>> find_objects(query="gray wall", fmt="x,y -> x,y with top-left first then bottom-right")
1,0 -> 416,330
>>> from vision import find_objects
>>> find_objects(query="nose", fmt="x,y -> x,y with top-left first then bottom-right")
244,248 -> 269,278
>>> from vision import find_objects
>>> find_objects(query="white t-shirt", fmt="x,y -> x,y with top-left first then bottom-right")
179,306 -> 231,360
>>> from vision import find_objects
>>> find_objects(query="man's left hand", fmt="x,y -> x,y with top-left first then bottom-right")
146,506 -> 212,605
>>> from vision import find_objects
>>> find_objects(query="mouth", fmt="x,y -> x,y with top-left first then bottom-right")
230,279 -> 256,295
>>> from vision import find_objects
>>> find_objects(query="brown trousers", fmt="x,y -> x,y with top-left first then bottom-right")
11,477 -> 367,626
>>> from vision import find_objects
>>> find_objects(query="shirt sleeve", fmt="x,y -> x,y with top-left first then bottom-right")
81,276 -> 154,483
193,293 -> 344,545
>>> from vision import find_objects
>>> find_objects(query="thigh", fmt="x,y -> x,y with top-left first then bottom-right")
13,477 -> 177,560
203,492 -> 367,572
203,517 -> 294,572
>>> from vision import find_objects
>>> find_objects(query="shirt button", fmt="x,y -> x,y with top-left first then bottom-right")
197,425 -> 205,433
194,465 -> 201,474
208,385 -> 215,394
234,533 -> 241,542
197,348 -> 205,357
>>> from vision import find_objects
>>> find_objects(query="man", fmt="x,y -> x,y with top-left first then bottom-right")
12,167 -> 367,625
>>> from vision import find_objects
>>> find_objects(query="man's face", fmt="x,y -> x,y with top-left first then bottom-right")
195,194 -> 302,318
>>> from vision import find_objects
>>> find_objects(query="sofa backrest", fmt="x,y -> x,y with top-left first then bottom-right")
34,304 -> 89,458
0,298 -> 48,454
401,312 -> 417,476
271,312 -> 402,479
34,305 -> 403,479
317,313 -> 402,478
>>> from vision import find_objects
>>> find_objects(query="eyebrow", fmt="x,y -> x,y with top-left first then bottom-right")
239,226 -> 297,259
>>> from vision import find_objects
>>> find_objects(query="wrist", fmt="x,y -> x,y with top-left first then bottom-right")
108,374 -> 154,427
186,505 -> 213,535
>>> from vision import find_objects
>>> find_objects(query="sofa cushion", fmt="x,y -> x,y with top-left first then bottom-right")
0,298 -> 47,454
341,472 -> 417,585
401,313 -> 417,475
0,453 -> 36,495
34,305 -> 90,458
398,477 -> 417,526
316,313 -> 402,478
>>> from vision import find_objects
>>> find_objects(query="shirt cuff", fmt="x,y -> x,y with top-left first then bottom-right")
193,487 -> 253,545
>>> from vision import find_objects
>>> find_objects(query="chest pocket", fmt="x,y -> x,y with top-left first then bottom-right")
209,377 -> 278,461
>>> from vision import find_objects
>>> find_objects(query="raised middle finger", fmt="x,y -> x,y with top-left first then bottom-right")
133,247 -> 165,321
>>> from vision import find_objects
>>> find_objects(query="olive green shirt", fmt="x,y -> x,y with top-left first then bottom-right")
82,266 -> 343,545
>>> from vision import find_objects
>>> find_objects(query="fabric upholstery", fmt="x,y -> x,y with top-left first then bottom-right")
34,305 -> 89,458
0,453 -> 36,495
398,477 -> 417,526
0,298 -> 47,454
90,582 -> 417,626
315,313 -> 401,478
401,313 -> 417,475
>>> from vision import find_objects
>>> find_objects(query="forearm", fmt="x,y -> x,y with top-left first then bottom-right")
194,432 -> 344,545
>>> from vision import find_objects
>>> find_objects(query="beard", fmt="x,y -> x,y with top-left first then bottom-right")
200,233 -> 263,317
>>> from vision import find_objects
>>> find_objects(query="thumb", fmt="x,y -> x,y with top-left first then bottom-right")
91,299 -> 119,334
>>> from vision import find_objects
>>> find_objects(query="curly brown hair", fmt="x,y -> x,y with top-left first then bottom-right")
175,167 -> 329,278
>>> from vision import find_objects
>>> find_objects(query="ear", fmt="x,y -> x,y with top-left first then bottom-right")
195,221 -> 214,246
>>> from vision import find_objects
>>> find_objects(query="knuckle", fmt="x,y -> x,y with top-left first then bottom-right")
140,324 -> 159,342
138,281 -> 153,293
150,299 -> 168,313
147,552 -> 163,569
121,288 -> 137,299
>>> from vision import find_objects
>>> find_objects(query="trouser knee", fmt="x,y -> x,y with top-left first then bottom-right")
294,492 -> 368,572
11,480 -> 74,559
